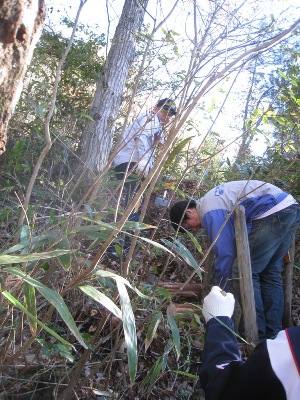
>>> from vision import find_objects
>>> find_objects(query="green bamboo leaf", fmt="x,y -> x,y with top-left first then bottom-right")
1,290 -> 71,346
5,267 -> 88,349
162,136 -> 194,172
169,370 -> 198,379
122,221 -> 156,230
185,231 -> 203,254
167,315 -> 181,360
73,220 -> 174,256
2,235 -> 48,255
85,232 -> 110,241
55,237 -> 71,270
141,340 -> 173,392
140,356 -> 163,391
73,219 -> 155,234
0,250 -> 73,265
278,69 -> 288,80
161,238 -> 203,279
115,278 -> 137,383
105,230 -> 175,255
20,226 -> 31,255
69,225 -> 112,235
79,285 -> 122,319
286,144 -> 297,152
162,339 -> 175,370
9,226 -> 31,255
137,236 -> 176,255
20,226 -> 30,244
81,113 -> 94,121
95,270 -> 153,300
47,230 -> 72,270
24,282 -> 37,334
145,312 -> 163,353
175,187 -> 191,198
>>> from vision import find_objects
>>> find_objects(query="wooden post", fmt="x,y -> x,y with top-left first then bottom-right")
283,238 -> 295,328
202,248 -> 214,297
234,206 -> 258,345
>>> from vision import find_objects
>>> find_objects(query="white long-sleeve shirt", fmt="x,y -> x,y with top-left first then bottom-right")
112,112 -> 163,169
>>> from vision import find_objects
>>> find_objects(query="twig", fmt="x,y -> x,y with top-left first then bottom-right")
13,1 -> 87,244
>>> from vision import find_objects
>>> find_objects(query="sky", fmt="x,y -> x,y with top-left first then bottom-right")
48,0 -> 300,38
46,0 -> 300,158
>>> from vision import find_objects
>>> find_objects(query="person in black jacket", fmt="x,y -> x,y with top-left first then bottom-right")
199,286 -> 300,400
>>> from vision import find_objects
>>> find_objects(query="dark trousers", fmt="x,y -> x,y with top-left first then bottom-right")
114,162 -> 144,249
114,163 -> 138,213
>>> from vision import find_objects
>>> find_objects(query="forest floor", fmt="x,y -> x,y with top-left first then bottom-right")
0,180 -> 299,399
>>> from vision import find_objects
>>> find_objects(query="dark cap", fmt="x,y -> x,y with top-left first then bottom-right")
156,98 -> 177,115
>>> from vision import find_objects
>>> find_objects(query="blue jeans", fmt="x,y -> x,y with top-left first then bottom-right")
248,204 -> 300,339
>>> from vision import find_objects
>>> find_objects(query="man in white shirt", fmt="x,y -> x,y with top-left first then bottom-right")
111,98 -> 177,251
113,98 -> 176,182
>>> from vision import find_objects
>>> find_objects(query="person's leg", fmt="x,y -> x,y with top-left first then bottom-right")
259,255 -> 285,339
107,163 -> 137,256
249,204 -> 300,339
247,218 -> 269,339
114,162 -> 138,208
123,189 -> 145,250
260,205 -> 300,338
114,162 -> 143,250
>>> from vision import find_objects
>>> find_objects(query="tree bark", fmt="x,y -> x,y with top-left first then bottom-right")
0,0 -> 46,155
76,0 -> 149,181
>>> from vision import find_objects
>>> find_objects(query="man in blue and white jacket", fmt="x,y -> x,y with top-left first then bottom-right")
199,286 -> 300,400
170,180 -> 300,339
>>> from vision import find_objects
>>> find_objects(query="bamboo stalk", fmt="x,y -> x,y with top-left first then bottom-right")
157,282 -> 202,298
168,303 -> 201,315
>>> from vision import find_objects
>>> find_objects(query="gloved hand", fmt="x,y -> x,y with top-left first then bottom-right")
202,286 -> 235,322
136,160 -> 150,178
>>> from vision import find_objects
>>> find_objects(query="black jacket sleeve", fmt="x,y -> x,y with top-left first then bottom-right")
199,317 -> 286,400
199,317 -> 243,398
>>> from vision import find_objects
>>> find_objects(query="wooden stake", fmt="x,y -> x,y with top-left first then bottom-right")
234,206 -> 258,346
283,238 -> 295,328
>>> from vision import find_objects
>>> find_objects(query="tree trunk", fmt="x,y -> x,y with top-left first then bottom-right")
76,0 -> 149,181
0,0 -> 46,155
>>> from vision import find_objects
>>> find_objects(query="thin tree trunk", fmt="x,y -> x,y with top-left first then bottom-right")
76,0 -> 149,181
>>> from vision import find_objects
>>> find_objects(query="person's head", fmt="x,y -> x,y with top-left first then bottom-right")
169,199 -> 201,233
154,98 -> 177,125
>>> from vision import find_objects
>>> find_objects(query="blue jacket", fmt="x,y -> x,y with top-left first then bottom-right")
196,180 -> 293,287
199,317 -> 300,400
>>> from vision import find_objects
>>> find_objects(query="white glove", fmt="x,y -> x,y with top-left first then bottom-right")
136,160 -> 150,178
202,286 -> 235,323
